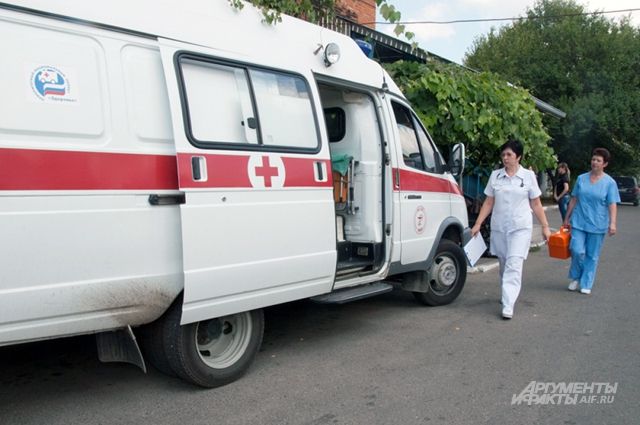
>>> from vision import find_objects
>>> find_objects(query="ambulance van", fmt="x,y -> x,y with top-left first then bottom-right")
0,0 -> 469,387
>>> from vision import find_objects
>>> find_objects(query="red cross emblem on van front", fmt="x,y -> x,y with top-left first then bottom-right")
255,156 -> 279,187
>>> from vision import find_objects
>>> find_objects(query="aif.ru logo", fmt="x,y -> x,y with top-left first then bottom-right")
31,66 -> 68,100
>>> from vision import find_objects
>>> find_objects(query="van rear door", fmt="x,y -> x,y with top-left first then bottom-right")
159,42 -> 336,324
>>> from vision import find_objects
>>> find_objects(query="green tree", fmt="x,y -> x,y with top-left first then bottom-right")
385,61 -> 554,172
465,0 -> 640,176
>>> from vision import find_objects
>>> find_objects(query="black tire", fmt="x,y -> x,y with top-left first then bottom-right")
162,301 -> 264,388
633,200 -> 639,207
138,317 -> 177,377
413,239 -> 467,306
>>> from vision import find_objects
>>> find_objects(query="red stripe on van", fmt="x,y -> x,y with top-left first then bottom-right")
177,153 -> 250,188
177,153 -> 332,189
0,148 -> 331,191
0,148 -> 178,190
394,168 -> 462,195
283,157 -> 332,187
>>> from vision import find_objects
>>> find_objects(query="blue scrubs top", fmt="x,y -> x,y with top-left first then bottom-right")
570,172 -> 620,234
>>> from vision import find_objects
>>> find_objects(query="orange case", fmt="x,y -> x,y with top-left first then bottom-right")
548,227 -> 571,259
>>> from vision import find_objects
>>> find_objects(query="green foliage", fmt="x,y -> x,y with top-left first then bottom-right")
229,1 -> 417,49
228,0 -> 335,24
376,0 -> 417,49
465,0 -> 640,176
385,61 -> 554,172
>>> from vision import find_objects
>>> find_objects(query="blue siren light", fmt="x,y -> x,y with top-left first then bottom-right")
354,39 -> 373,58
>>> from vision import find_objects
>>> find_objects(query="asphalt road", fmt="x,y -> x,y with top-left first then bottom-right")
1,205 -> 638,425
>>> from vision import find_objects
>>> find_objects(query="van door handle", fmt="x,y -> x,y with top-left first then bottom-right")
191,156 -> 207,181
149,194 -> 186,206
192,156 -> 202,180
314,161 -> 329,182
407,194 -> 422,199
315,161 -> 324,181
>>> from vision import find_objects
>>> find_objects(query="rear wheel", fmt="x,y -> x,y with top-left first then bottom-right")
413,239 -> 467,306
151,298 -> 264,388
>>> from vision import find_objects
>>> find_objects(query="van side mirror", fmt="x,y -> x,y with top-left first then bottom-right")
448,143 -> 465,178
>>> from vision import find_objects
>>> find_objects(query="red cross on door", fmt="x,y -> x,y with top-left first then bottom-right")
255,156 -> 279,187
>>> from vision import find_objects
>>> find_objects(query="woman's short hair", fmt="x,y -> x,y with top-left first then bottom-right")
500,138 -> 524,159
592,147 -> 611,163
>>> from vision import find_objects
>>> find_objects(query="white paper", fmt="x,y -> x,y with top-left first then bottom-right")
464,233 -> 488,267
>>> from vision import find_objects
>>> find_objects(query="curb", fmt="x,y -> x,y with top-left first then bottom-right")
468,262 -> 500,273
468,238 -> 550,274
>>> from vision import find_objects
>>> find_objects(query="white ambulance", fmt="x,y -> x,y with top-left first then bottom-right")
0,0 -> 469,387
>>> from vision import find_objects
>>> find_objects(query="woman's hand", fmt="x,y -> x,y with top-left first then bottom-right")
541,226 -> 551,241
608,224 -> 617,236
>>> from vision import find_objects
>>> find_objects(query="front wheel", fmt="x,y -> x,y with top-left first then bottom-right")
158,300 -> 264,388
413,239 -> 467,306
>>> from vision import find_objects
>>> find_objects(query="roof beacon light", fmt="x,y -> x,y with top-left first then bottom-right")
324,43 -> 341,67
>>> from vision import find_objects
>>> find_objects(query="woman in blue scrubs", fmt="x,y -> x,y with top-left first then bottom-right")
563,148 -> 619,294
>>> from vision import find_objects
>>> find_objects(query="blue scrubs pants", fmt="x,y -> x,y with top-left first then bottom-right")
568,228 -> 605,291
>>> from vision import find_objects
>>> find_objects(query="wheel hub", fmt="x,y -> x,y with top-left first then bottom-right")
195,312 -> 252,369
198,318 -> 223,345
429,256 -> 457,293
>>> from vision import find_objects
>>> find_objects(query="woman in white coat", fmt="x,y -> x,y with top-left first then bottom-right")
471,139 -> 551,319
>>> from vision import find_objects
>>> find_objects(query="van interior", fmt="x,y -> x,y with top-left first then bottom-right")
318,84 -> 385,278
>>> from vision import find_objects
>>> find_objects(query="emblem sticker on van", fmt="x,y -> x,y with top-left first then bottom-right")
30,65 -> 77,103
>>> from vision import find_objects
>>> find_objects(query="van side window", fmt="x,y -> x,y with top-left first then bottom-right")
412,115 -> 440,173
249,70 -> 317,148
392,102 -> 424,171
181,60 -> 257,145
178,56 -> 319,151
391,101 -> 441,173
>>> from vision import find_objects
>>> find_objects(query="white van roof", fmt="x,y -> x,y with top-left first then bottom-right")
2,0 -> 403,97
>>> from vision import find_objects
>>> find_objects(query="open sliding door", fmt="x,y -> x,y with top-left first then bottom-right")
158,40 -> 336,324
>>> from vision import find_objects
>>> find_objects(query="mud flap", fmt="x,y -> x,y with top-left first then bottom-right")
96,325 -> 147,373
